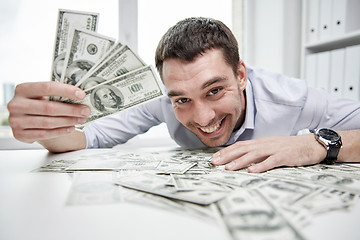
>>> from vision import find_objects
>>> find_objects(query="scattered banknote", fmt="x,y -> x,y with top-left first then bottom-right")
66,171 -> 123,205
65,159 -> 161,171
265,165 -> 360,194
65,157 -> 195,174
217,189 -> 305,240
289,187 -> 359,214
123,190 -> 221,222
116,172 -> 230,205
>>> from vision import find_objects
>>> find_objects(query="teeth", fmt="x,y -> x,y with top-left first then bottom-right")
200,121 -> 221,133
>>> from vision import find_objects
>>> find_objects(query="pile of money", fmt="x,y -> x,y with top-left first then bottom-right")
36,148 -> 360,240
50,9 -> 163,127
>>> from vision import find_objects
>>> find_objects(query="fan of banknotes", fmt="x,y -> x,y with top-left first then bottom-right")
50,9 -> 164,128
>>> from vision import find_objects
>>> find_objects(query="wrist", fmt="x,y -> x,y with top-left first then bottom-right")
312,128 -> 343,164
310,134 -> 327,163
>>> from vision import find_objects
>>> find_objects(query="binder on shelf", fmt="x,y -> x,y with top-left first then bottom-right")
305,54 -> 317,88
331,0 -> 346,37
329,48 -> 345,97
316,51 -> 331,92
319,0 -> 332,41
307,0 -> 320,43
344,0 -> 360,33
306,0 -> 360,43
343,45 -> 360,101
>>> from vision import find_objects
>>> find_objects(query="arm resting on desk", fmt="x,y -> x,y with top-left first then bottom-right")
38,130 -> 86,153
338,129 -> 360,163
211,129 -> 360,173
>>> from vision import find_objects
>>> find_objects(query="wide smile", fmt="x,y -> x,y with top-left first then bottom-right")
198,117 -> 225,136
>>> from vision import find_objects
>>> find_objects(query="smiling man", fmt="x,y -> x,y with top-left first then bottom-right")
163,49 -> 246,148
7,17 -> 360,172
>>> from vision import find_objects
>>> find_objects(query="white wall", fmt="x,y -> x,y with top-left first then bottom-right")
137,0 -> 232,67
243,0 -> 301,78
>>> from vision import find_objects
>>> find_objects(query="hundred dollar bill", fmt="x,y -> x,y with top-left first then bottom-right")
65,159 -> 161,171
76,41 -> 124,83
265,166 -> 360,194
116,172 -> 229,205
289,187 -> 359,215
67,65 -> 163,128
60,28 -> 115,86
76,45 -> 146,90
217,189 -> 305,240
66,172 -> 122,205
51,9 -> 99,83
202,171 -> 270,188
124,190 -> 220,222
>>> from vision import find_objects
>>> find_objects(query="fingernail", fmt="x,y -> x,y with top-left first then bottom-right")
212,152 -> 220,164
75,90 -> 85,99
226,161 -> 235,170
248,165 -> 257,172
78,117 -> 87,123
81,107 -> 90,116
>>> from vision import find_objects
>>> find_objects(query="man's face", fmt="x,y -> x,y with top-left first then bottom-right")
96,88 -> 117,108
162,48 -> 247,147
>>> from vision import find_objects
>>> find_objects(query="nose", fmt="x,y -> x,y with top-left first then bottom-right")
192,101 -> 216,127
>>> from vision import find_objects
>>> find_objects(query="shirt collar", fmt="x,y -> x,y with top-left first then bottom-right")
226,76 -> 255,145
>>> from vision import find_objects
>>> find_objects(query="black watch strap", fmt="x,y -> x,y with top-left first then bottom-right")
323,142 -> 341,164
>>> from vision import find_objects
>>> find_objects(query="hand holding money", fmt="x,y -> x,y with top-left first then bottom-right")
7,81 -> 90,144
51,9 -> 164,127
7,8 -> 163,150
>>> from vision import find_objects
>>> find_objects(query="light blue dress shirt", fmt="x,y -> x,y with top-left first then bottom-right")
84,66 -> 360,149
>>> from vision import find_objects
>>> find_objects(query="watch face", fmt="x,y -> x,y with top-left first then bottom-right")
318,128 -> 340,141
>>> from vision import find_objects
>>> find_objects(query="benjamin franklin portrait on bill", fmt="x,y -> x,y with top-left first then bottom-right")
90,85 -> 124,113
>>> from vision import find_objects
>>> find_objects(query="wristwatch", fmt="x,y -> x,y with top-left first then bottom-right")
313,128 -> 342,164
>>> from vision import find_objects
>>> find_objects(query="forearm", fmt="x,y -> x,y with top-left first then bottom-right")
338,129 -> 360,163
38,130 -> 86,153
211,128 -> 360,173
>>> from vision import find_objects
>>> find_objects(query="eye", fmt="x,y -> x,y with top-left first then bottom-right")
176,98 -> 190,104
208,87 -> 222,96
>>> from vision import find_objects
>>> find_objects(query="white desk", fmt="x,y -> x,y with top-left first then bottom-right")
1,145 -> 360,240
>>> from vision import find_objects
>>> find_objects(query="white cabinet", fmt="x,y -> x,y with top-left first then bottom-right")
301,0 -> 360,101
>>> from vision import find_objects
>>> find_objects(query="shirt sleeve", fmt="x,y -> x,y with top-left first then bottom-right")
294,87 -> 360,132
83,97 -> 166,148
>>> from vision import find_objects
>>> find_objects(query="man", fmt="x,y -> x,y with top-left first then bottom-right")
7,17 -> 360,172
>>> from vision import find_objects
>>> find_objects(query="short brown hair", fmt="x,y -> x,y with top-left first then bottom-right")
155,17 -> 240,80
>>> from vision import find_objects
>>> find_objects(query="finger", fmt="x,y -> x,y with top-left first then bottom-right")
8,98 -> 90,117
248,155 -> 281,173
12,126 -> 75,144
11,114 -> 87,130
224,151 -> 267,171
15,82 -> 85,100
211,143 -> 247,165
211,140 -> 262,166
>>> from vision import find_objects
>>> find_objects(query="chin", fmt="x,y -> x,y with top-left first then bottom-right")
188,119 -> 233,147
199,136 -> 229,148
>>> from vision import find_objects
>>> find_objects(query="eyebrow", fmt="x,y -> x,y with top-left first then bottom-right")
167,76 -> 227,97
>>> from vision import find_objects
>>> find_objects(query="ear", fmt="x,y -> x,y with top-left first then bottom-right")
237,60 -> 247,91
